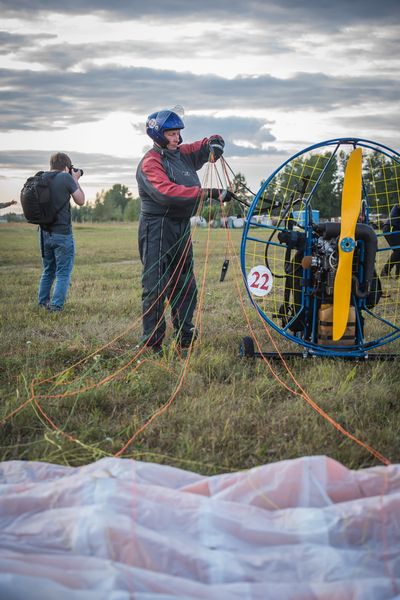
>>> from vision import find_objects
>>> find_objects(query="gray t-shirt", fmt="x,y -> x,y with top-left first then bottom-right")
42,171 -> 78,235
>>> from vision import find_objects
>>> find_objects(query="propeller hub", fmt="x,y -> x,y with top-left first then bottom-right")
340,237 -> 356,253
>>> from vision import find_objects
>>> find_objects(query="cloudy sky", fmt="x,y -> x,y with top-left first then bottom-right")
1,0 -> 399,206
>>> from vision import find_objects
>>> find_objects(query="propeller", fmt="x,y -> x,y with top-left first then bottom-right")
332,148 -> 362,341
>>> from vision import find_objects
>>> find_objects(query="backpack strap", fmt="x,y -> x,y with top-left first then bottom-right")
41,171 -> 72,232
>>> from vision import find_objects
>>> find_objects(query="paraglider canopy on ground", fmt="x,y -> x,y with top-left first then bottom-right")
0,455 -> 399,599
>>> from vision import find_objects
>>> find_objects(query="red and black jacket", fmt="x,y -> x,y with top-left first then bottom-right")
136,138 -> 212,220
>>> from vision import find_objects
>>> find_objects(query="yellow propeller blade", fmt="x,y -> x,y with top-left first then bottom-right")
332,147 -> 362,341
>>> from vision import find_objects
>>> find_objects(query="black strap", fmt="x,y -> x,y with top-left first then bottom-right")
39,227 -> 44,257
42,171 -> 72,232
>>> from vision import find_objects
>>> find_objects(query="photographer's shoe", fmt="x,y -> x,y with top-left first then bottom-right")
48,305 -> 63,312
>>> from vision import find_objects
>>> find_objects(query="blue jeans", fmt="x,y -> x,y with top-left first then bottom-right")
38,230 -> 75,309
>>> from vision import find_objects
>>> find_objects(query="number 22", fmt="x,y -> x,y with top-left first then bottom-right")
250,271 -> 270,290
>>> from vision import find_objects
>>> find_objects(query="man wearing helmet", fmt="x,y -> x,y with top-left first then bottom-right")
136,108 -> 231,352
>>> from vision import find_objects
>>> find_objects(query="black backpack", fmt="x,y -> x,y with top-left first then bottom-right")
20,171 -> 61,225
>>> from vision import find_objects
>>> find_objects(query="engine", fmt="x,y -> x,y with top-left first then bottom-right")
276,221 -> 380,339
305,236 -> 338,298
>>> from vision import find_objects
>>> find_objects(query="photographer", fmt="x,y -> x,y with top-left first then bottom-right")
38,152 -> 85,312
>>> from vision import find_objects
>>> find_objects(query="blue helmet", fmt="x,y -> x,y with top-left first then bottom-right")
146,109 -> 184,147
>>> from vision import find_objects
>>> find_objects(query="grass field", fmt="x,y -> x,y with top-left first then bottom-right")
0,222 -> 399,473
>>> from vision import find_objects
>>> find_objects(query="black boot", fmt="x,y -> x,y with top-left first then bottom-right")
176,327 -> 198,349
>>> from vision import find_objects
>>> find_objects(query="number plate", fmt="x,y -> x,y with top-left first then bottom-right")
247,265 -> 273,297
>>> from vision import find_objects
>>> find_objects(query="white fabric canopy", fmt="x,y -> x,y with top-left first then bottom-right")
0,455 -> 399,599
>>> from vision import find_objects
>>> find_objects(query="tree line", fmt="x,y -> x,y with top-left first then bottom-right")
2,151 -> 397,224
71,184 -> 140,222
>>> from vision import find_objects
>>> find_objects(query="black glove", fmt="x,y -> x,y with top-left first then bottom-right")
208,135 -> 225,161
204,188 -> 233,202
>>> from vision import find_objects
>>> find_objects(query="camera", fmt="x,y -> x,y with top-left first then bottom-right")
69,166 -> 84,177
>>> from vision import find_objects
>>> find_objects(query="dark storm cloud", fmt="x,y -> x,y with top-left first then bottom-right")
0,30 -> 56,54
16,40 -> 207,71
16,33 -> 292,71
183,115 -> 275,144
0,0 -> 399,30
339,113 -> 400,135
0,150 -> 122,170
0,64 -> 398,134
